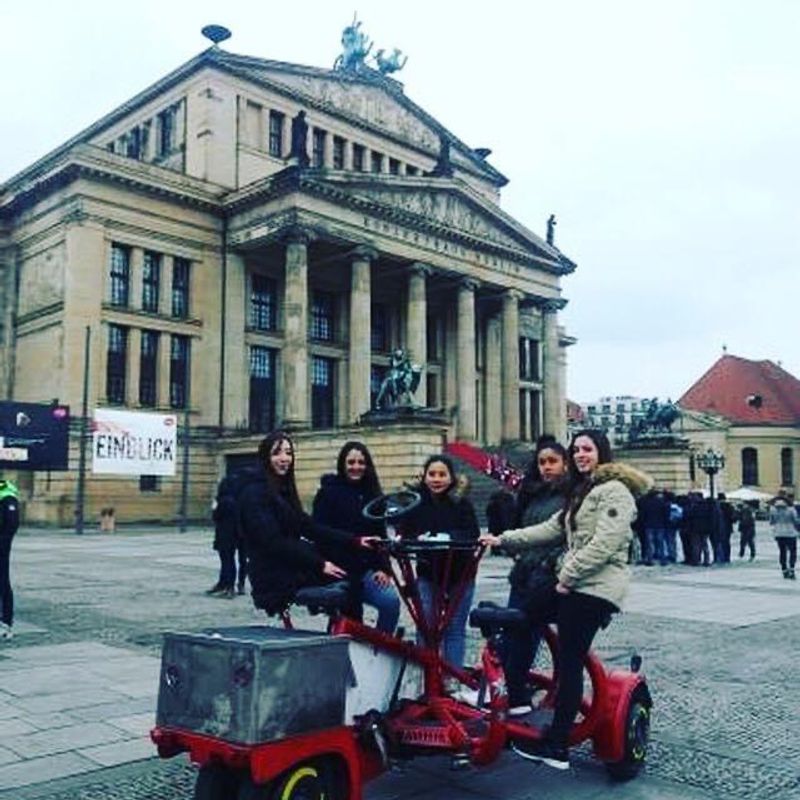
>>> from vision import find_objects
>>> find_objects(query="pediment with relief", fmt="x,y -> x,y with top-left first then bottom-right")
342,184 -> 545,255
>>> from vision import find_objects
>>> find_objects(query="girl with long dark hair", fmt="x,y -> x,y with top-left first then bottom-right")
481,429 -> 650,769
313,441 -> 400,633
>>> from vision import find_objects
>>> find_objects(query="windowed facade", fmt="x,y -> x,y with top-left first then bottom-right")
106,325 -> 128,404
268,110 -> 284,157
352,144 -> 365,172
370,304 -> 388,352
249,346 -> 277,433
519,337 -> 540,381
332,136 -> 345,169
312,128 -> 326,167
171,257 -> 190,318
109,244 -> 130,307
250,274 -> 277,331
742,447 -> 759,486
311,356 -> 335,429
310,292 -> 335,341
781,447 -> 794,486
142,251 -> 161,312
169,335 -> 190,409
139,330 -> 159,407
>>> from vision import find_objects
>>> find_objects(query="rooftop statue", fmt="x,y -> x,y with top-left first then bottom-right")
375,48 -> 408,75
425,135 -> 454,178
374,349 -> 421,409
334,16 -> 372,72
288,110 -> 310,167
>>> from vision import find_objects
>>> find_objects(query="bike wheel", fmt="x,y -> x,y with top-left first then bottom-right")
194,763 -> 241,800
605,685 -> 651,781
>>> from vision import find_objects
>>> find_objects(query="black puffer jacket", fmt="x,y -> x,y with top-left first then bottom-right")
240,475 -> 356,615
398,486 -> 480,587
312,474 -> 387,577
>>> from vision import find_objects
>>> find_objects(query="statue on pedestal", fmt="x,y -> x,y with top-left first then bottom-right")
628,399 -> 682,446
374,349 -> 421,409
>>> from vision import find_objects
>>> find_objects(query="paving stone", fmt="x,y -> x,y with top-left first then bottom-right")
0,752 -> 97,791
10,688 -> 129,716
1,722 -> 130,759
78,737 -> 155,768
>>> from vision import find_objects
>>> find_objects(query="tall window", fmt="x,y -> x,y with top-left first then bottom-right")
310,292 -> 335,341
426,313 -> 440,360
250,274 -> 276,331
332,136 -> 345,169
742,447 -> 759,486
142,251 -> 161,312
106,325 -> 128,404
519,337 -> 540,380
371,151 -> 384,173
172,257 -> 190,318
157,105 -> 177,157
371,304 -> 388,352
312,128 -> 326,167
389,158 -> 400,175
109,244 -> 130,307
352,144 -> 365,172
249,346 -> 276,433
781,448 -> 794,486
406,165 -> 419,176
311,356 -> 335,428
169,335 -> 190,409
268,110 -> 284,157
139,330 -> 159,407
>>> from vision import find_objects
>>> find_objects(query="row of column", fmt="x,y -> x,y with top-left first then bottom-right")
226,232 -> 565,441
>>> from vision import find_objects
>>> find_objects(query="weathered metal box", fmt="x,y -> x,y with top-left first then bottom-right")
156,625 -> 354,744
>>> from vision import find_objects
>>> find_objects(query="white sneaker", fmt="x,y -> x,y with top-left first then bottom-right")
0,623 -> 12,641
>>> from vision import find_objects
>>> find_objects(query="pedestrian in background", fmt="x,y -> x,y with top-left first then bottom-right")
769,491 -> 798,579
0,479 -> 20,641
206,475 -> 247,599
737,504 -> 756,561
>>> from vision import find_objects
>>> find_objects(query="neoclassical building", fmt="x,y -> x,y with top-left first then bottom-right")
0,34 -> 576,523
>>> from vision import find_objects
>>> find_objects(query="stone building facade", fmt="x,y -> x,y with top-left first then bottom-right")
0,44 -> 576,524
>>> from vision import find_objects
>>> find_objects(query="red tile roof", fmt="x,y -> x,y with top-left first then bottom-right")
679,355 -> 800,425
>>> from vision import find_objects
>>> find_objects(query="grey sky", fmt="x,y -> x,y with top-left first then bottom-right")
4,0 -> 798,403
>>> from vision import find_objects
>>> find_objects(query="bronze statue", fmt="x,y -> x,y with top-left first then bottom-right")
375,48 -> 408,74
334,16 -> 372,71
425,135 -> 454,178
546,214 -> 557,246
629,399 -> 681,441
288,110 -> 309,167
374,349 -> 421,409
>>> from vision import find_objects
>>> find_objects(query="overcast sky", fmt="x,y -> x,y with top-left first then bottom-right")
3,1 -> 798,403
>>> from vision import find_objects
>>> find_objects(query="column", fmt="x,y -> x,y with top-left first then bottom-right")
348,246 -> 376,422
501,290 -> 521,441
157,331 -> 172,409
127,328 -> 141,407
221,251 -> 248,427
130,247 -> 144,310
457,279 -> 478,440
406,263 -> 429,406
542,298 -> 566,441
282,229 -> 312,429
484,314 -> 502,444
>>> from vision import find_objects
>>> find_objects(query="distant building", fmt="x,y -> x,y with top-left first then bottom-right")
579,395 -> 651,446
678,354 -> 800,497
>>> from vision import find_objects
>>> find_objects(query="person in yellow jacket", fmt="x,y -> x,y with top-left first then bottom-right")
480,429 -> 651,770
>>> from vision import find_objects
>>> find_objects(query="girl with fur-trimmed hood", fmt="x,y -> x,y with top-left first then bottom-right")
481,429 -> 651,770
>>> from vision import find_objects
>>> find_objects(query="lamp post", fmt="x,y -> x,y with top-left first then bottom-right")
695,448 -> 725,499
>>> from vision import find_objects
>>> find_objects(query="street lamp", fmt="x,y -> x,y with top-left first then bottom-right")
695,448 -> 725,499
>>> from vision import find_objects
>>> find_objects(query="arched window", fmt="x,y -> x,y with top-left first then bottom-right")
741,448 -> 759,486
781,447 -> 794,487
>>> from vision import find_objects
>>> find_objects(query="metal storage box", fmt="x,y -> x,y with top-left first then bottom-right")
156,625 -> 354,744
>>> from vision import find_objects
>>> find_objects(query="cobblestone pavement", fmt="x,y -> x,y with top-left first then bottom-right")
1,524 -> 799,799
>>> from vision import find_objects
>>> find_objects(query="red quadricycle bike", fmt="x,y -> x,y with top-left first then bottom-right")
151,489 -> 652,799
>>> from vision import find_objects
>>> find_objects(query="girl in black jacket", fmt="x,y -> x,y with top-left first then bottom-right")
313,441 -> 400,633
240,431 -> 370,617
399,454 -> 479,667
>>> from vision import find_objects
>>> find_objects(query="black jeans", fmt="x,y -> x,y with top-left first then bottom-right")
0,530 -> 14,627
776,537 -> 797,571
525,588 -> 616,748
739,529 -> 756,559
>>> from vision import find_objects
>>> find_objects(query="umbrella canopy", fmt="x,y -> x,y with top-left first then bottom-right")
724,486 -> 773,502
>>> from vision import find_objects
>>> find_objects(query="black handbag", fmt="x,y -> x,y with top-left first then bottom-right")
508,546 -> 562,614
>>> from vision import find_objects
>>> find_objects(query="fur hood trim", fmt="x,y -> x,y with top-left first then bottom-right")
592,462 -> 652,496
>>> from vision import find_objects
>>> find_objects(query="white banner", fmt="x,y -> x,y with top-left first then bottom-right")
92,409 -> 178,476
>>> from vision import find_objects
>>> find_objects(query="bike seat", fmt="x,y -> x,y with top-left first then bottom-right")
294,582 -> 350,614
469,602 -> 527,632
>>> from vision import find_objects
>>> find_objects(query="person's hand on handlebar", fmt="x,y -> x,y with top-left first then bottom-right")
322,561 -> 347,579
478,533 -> 502,548
355,535 -> 383,549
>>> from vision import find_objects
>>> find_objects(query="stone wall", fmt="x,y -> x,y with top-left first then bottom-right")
615,445 -> 693,493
